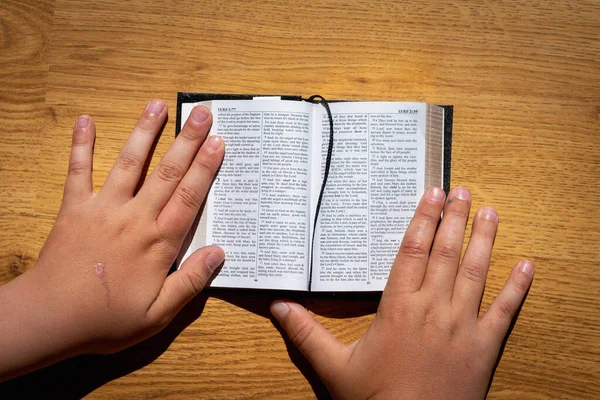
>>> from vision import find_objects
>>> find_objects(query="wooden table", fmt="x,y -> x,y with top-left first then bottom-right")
1,0 -> 598,398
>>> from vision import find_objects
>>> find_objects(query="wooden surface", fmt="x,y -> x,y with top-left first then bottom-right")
1,0 -> 599,398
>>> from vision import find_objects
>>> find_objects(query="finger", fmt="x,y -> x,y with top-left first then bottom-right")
63,115 -> 96,204
383,187 -> 445,297
156,136 -> 224,240
147,245 -> 225,323
271,301 -> 350,381
480,260 -> 534,341
100,99 -> 167,200
421,186 -> 471,298
137,105 -> 212,216
452,207 -> 498,316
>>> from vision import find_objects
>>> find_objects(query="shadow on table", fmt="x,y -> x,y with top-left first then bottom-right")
485,287 -> 532,397
0,293 -> 209,399
210,288 -> 381,319
211,289 -> 381,400
0,289 -> 379,399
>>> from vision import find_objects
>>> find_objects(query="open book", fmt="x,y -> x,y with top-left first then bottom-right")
176,93 -> 452,292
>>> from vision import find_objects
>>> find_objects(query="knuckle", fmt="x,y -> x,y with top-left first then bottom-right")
477,226 -> 497,240
510,282 -> 525,296
494,299 -> 515,320
134,125 -> 155,136
153,237 -> 178,256
436,243 -> 459,261
423,303 -> 437,326
399,237 -> 427,259
192,156 -> 216,176
510,275 -> 530,294
68,161 -> 88,175
422,305 -> 456,338
176,185 -> 204,209
152,223 -> 180,253
460,262 -> 486,283
156,161 -> 183,183
415,209 -> 436,226
116,153 -> 141,171
149,313 -> 171,334
288,319 -> 315,349
147,289 -> 173,330
183,269 -> 207,296
448,206 -> 469,219
72,133 -> 89,146
481,317 -> 495,331
179,127 -> 203,143
377,296 -> 413,325
136,112 -> 161,135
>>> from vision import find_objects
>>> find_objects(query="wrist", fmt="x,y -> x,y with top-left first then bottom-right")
0,267 -> 85,381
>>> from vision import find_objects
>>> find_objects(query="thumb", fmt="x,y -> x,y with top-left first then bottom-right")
147,246 -> 225,324
271,301 -> 350,380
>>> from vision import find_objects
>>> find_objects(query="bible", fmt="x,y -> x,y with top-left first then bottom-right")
176,93 -> 452,292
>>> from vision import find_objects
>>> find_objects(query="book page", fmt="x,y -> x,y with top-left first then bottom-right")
311,102 -> 440,292
179,99 -> 313,290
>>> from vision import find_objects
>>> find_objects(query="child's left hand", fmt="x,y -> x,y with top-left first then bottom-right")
0,100 -> 224,380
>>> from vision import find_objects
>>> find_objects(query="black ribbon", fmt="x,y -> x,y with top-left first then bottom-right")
304,95 -> 334,291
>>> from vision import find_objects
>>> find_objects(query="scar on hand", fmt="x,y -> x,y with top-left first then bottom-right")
94,263 -> 105,276
94,262 -> 111,306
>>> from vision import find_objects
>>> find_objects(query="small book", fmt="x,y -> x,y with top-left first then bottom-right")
176,93 -> 453,292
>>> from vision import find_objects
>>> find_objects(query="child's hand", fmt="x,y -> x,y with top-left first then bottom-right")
271,187 -> 534,399
0,100 -> 224,380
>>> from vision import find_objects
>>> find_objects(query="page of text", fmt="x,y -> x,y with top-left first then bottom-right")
311,102 -> 428,291
180,99 -> 313,290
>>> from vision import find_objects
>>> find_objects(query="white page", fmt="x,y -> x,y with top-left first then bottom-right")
308,102 -> 324,282
179,99 -> 313,290
311,102 -> 428,292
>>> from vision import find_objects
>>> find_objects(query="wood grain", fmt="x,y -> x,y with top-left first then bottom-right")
1,0 -> 599,398
0,0 -> 55,283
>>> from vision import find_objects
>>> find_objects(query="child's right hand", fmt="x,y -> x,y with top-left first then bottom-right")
272,186 -> 534,399
0,100 -> 225,381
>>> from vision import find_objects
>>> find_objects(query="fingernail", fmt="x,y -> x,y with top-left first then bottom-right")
270,301 -> 290,320
146,100 -> 165,116
479,207 -> 498,221
519,260 -> 535,275
454,186 -> 471,201
191,106 -> 209,123
75,115 -> 89,129
428,187 -> 445,202
206,136 -> 223,152
205,248 -> 225,272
